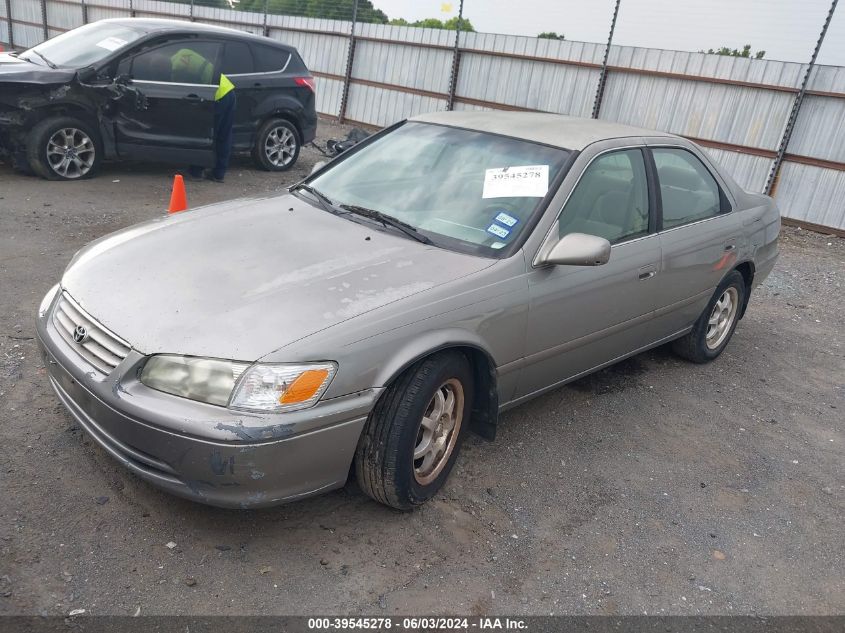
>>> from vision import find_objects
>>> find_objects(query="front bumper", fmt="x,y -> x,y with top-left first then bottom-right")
36,290 -> 376,509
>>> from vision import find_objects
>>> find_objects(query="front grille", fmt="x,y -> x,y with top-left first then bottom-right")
52,292 -> 131,374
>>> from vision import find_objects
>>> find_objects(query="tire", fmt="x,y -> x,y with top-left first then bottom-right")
672,270 -> 746,363
355,351 -> 474,510
27,116 -> 102,181
251,118 -> 300,171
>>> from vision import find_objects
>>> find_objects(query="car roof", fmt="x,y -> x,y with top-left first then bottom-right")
98,17 -> 295,51
409,111 -> 677,150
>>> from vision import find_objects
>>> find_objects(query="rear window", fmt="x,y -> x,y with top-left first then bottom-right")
251,44 -> 289,72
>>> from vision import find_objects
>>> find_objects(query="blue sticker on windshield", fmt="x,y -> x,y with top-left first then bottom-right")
495,212 -> 519,227
487,224 -> 510,239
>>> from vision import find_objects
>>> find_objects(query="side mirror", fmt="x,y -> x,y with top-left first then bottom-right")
76,67 -> 97,83
541,232 -> 611,266
310,160 -> 327,175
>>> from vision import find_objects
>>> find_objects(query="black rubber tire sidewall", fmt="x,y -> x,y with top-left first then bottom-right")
251,118 -> 300,171
673,270 -> 746,363
27,116 -> 103,181
355,351 -> 474,510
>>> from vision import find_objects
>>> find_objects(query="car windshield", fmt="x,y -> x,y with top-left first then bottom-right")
20,22 -> 144,68
308,122 -> 571,256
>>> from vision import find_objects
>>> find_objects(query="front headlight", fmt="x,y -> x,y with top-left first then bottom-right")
139,355 -> 337,412
140,355 -> 249,407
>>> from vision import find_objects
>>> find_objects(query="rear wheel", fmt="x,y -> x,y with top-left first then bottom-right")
672,270 -> 746,363
27,116 -> 102,181
252,118 -> 300,171
355,351 -> 474,510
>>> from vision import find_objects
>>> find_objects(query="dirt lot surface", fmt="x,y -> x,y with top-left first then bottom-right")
1,121 -> 843,617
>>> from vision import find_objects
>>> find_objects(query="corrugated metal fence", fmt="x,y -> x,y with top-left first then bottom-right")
1,0 -> 844,233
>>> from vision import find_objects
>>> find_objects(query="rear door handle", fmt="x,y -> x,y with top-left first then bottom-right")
184,94 -> 203,103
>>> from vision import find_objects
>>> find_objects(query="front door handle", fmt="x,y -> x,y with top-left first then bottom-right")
184,94 -> 203,103
638,264 -> 658,280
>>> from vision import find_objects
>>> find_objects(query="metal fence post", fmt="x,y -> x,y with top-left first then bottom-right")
4,0 -> 14,49
40,0 -> 48,41
338,0 -> 359,123
262,0 -> 269,37
446,0 -> 465,111
81,0 -> 88,25
764,0 -> 838,195
128,0 -> 135,18
592,0 -> 621,119
190,0 -> 195,22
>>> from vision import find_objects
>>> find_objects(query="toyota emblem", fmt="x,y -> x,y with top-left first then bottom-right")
72,325 -> 89,344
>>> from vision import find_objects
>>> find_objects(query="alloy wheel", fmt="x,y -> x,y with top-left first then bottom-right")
413,378 -> 464,486
706,287 -> 739,350
264,126 -> 296,167
46,127 -> 95,179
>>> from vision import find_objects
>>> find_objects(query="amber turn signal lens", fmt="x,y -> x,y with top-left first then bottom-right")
279,368 -> 330,404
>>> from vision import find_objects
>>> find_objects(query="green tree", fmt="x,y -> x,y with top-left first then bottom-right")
537,31 -> 564,40
240,0 -> 388,23
388,16 -> 475,31
703,44 -> 765,59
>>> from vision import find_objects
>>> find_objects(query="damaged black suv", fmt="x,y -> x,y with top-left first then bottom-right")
0,18 -> 317,180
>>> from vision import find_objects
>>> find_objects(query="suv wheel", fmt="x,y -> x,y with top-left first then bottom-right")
355,351 -> 474,510
252,118 -> 300,171
28,116 -> 102,181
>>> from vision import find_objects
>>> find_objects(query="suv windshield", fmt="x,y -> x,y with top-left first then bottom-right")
20,22 -> 144,68
308,122 -> 571,256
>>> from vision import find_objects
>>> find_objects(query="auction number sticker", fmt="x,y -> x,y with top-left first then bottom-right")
95,36 -> 128,51
482,165 -> 548,199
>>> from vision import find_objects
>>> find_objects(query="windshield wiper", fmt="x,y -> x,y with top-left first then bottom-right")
339,204 -> 433,245
30,50 -> 57,69
290,183 -> 338,215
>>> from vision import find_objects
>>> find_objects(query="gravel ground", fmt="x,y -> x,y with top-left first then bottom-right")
0,123 -> 843,617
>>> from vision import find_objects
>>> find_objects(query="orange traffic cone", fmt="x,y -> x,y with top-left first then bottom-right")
167,174 -> 188,214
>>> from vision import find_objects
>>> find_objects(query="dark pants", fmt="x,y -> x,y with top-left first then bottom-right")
190,90 -> 236,180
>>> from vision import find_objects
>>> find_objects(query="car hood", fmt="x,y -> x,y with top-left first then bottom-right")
61,194 -> 495,361
0,53 -> 76,83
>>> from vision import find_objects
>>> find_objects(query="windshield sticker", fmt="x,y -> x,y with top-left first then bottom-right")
494,212 -> 519,227
95,37 -> 128,52
482,165 -> 549,199
490,241 -> 507,250
486,224 -> 511,239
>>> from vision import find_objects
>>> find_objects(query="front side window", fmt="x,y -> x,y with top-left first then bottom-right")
307,122 -> 572,256
558,148 -> 650,244
20,22 -> 145,68
130,41 -> 221,84
653,148 -> 724,229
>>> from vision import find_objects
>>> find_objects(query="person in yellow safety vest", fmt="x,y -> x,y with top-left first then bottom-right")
175,48 -> 237,183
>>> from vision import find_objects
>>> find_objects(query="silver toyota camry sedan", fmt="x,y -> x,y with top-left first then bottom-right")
36,111 -> 780,510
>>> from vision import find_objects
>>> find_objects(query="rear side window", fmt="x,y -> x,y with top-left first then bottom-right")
252,44 -> 289,72
653,148 -> 724,229
221,41 -> 253,75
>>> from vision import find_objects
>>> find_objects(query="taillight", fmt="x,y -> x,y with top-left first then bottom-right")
294,77 -> 315,92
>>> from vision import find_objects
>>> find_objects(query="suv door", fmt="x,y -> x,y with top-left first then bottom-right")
112,39 -> 220,165
648,145 -> 745,335
218,39 -> 256,148
517,146 -> 662,399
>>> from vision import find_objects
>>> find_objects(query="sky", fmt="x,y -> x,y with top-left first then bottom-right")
373,0 -> 845,66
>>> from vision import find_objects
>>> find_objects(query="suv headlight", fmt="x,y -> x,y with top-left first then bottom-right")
139,355 -> 337,412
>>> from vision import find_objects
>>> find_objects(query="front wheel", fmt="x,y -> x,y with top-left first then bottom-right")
251,118 -> 300,171
27,116 -> 102,181
672,270 -> 746,363
355,351 -> 474,510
